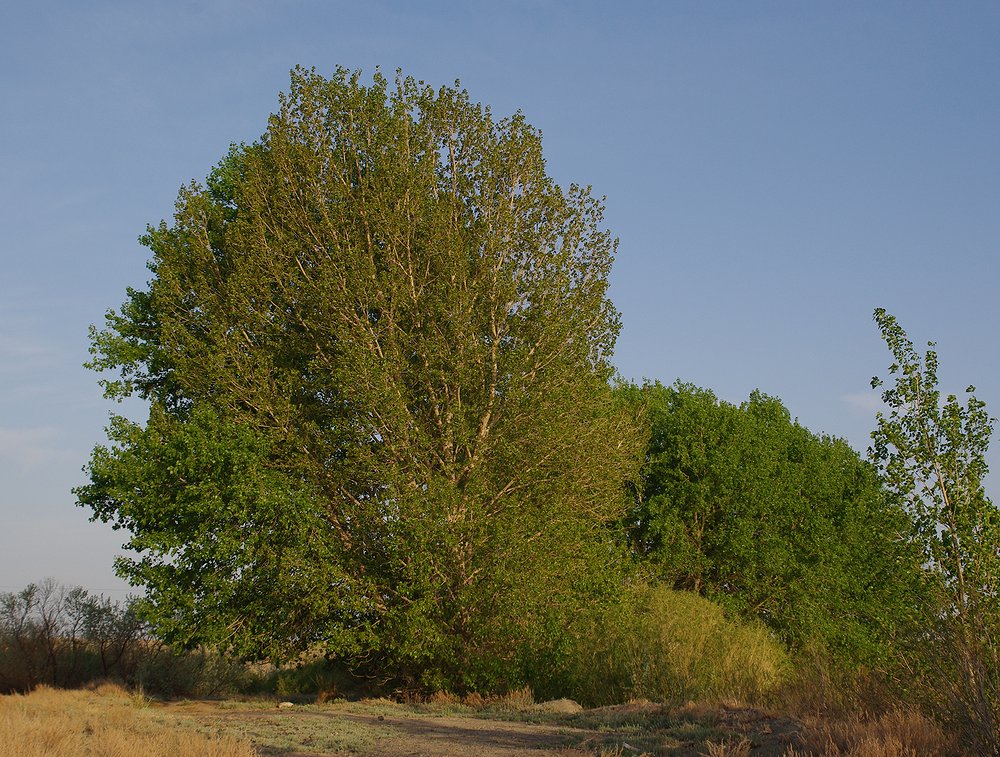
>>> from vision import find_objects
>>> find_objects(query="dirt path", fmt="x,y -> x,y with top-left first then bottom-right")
164,699 -> 805,756
324,711 -> 588,756
170,702 -> 595,756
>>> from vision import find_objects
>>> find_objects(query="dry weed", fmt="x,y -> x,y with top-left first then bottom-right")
793,708 -> 956,756
702,736 -> 751,756
0,684 -> 257,757
462,690 -> 486,708
489,685 -> 535,710
426,689 -> 461,706
551,746 -> 645,757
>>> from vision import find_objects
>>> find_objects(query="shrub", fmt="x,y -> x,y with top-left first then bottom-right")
134,645 -> 258,698
254,656 -> 385,701
557,585 -> 790,707
0,579 -> 145,693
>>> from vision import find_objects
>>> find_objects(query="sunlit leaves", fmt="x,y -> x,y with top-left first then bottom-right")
77,67 -> 642,688
625,381 -> 922,669
870,308 -> 999,612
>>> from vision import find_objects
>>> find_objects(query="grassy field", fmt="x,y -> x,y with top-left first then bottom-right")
0,683 -> 255,757
0,684 -> 954,756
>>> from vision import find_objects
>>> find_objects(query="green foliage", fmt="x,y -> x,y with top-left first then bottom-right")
623,381 -> 923,671
871,308 -> 999,616
77,66 -> 642,691
554,585 -> 790,707
82,406 -> 368,661
871,308 -> 1000,750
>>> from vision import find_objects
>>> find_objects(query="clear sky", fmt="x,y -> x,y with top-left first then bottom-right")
2,1 -> 999,598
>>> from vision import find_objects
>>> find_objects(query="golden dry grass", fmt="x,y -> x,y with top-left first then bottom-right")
0,682 -> 958,757
791,708 -> 956,757
0,683 -> 258,757
702,736 -> 752,757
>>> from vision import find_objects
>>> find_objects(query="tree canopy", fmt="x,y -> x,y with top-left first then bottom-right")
77,67 -> 642,690
622,381 -> 923,669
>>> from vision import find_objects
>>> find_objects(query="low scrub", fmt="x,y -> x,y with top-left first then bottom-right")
557,585 -> 790,707
0,683 -> 256,757
0,580 -> 259,698
791,708 -> 956,756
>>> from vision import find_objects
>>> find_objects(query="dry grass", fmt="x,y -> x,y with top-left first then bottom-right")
470,685 -> 536,712
703,736 -> 752,756
404,684 -> 537,712
0,683 -> 258,757
791,708 -> 957,757
0,683 -> 958,757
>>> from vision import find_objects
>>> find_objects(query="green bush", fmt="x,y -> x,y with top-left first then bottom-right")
620,381 -> 925,675
265,658 -> 360,700
558,585 -> 790,707
134,645 -> 259,698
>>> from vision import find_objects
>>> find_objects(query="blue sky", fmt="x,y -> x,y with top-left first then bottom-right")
2,1 -> 999,597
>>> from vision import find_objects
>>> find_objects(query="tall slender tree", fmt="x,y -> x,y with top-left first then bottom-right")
871,308 -> 1000,748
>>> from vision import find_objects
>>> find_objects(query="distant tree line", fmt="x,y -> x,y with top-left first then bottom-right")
0,578 -> 247,696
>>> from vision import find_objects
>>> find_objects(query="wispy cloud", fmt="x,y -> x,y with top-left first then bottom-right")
0,323 -> 76,405
0,332 -> 60,378
0,427 -> 74,468
0,333 -> 52,358
841,391 -> 884,413
0,333 -> 56,359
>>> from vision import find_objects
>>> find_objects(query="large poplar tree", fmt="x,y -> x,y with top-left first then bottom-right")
78,67 -> 641,689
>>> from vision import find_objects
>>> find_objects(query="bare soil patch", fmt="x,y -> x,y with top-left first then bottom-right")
328,711 -> 581,756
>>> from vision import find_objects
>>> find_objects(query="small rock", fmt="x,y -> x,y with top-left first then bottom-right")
278,701 -> 295,709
